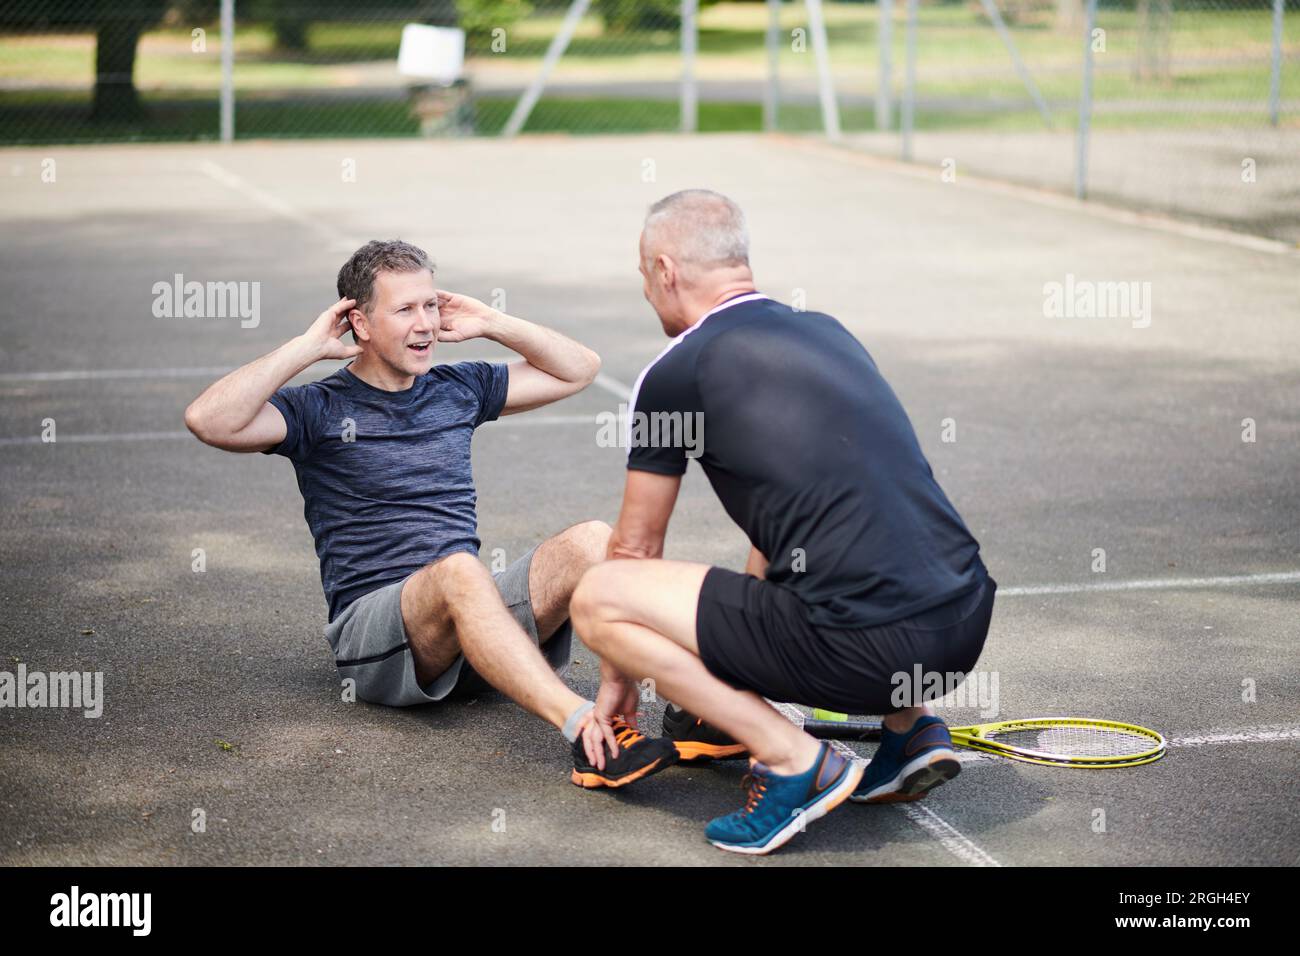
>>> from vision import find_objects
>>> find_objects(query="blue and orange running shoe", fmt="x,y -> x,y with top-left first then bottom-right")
705,742 -> 862,855
850,715 -> 961,804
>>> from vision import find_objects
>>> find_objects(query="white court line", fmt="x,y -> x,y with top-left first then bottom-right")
0,415 -> 600,446
1169,727 -> 1300,748
1000,571 -> 1300,596
198,160 -> 361,253
0,366 -> 241,383
593,372 -> 632,401
0,431 -> 194,446
928,725 -> 1300,766
768,699 -> 1002,867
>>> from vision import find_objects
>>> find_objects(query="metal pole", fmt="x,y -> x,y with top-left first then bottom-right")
902,0 -> 917,160
1270,0 -> 1284,127
764,0 -> 780,132
877,0 -> 893,131
504,0 -> 591,137
682,0 -> 698,132
220,0 -> 234,143
977,0 -> 1054,128
806,0 -> 841,140
1076,0 -> 1098,199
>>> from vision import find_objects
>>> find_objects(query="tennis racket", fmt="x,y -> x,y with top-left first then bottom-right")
799,716 -> 1166,768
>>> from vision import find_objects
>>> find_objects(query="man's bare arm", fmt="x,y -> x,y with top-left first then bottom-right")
435,290 -> 600,416
185,297 -> 359,452
745,545 -> 768,579
607,469 -> 681,560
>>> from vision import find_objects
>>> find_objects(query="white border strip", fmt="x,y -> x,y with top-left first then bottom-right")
0,366 -> 241,383
1000,571 -> 1300,596
0,415 -> 602,445
1169,727 -> 1300,747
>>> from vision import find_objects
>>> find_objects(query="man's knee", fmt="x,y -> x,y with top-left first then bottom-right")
424,550 -> 494,604
570,562 -> 615,636
561,519 -> 612,564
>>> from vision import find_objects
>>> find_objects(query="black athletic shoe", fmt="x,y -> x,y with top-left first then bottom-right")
570,716 -> 680,789
662,702 -> 749,762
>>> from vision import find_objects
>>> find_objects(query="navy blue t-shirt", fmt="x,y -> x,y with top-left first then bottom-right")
264,361 -> 509,622
628,294 -> 985,628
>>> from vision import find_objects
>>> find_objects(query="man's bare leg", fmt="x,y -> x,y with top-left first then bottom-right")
527,520 -> 611,643
570,559 -> 823,776
400,521 -> 609,729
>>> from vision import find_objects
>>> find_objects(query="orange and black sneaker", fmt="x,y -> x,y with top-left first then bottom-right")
570,716 -> 679,789
662,702 -> 749,762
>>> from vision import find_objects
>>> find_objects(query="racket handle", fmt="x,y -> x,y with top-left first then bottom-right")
801,718 -> 885,741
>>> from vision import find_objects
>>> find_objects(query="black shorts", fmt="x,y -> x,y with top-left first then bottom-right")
695,569 -> 996,715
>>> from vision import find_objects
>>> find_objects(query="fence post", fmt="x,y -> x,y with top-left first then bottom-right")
877,0 -> 893,131
901,0 -> 917,160
1270,0 -> 1284,127
682,0 -> 699,133
220,0 -> 234,143
765,0 -> 781,132
1075,0 -> 1098,199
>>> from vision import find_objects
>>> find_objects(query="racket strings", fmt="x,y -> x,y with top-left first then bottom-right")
983,723 -> 1159,758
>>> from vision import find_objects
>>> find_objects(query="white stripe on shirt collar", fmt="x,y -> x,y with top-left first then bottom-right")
625,292 -> 769,454
696,291 -> 769,326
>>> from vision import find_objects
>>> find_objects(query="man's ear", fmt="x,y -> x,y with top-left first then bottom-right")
655,254 -> 676,292
347,307 -> 369,343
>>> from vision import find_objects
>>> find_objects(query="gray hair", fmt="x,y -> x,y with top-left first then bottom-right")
643,189 -> 749,271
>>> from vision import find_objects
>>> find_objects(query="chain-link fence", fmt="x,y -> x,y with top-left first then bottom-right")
839,0 -> 1298,241
2,1 -> 1295,237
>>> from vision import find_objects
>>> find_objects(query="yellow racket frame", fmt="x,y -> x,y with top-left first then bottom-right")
948,717 -> 1167,768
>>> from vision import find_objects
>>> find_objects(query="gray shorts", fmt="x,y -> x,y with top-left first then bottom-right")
324,545 -> 573,707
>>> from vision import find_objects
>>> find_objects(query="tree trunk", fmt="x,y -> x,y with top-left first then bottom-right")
273,19 -> 308,52
92,18 -> 144,120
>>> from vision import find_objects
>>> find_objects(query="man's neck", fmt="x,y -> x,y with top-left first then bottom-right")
686,281 -> 760,330
347,352 -> 416,392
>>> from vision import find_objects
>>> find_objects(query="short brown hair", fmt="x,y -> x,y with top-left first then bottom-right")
336,240 -> 435,339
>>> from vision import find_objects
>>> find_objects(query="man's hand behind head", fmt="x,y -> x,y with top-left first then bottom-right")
301,297 -> 364,361
435,290 -> 495,343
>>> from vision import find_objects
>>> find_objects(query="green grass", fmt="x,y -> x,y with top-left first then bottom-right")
2,88 -> 1288,146
0,2 -> 1293,144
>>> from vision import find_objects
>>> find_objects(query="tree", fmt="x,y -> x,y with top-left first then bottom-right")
0,0 -> 168,119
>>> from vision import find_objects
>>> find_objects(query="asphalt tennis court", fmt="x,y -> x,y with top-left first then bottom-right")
1,133 -> 1297,866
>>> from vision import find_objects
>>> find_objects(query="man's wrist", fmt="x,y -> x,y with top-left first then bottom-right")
481,308 -> 515,342
287,334 -> 327,366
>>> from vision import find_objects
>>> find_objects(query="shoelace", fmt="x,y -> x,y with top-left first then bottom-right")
612,717 -> 645,749
739,767 -> 769,815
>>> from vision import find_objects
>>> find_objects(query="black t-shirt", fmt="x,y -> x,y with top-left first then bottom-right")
628,293 -> 986,628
